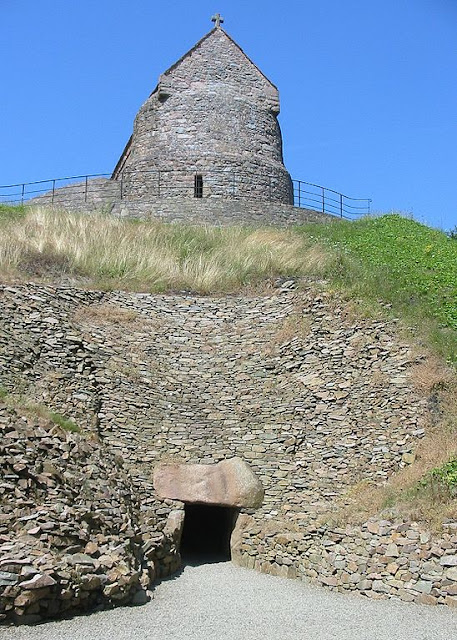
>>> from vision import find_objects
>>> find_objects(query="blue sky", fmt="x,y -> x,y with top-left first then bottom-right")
1,0 -> 456,230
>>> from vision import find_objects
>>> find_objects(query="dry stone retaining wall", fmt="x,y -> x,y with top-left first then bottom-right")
0,405 -> 180,625
2,281 -> 428,529
232,516 -> 457,608
1,281 -> 456,619
30,185 -> 332,226
82,284 -> 427,527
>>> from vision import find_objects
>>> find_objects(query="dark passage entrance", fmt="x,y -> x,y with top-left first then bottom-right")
180,504 -> 236,563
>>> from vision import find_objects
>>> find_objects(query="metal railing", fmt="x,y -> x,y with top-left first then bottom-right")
293,180 -> 371,219
0,173 -> 111,205
0,170 -> 372,219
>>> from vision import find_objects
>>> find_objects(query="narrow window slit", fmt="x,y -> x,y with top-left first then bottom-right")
194,174 -> 203,198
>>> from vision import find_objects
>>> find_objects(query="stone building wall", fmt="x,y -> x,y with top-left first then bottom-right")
110,199 -> 331,225
1,282 -> 456,615
28,178 -> 121,210
112,27 -> 293,204
29,182 -> 332,226
27,27 -> 298,219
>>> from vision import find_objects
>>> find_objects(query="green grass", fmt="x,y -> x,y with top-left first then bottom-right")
299,214 -> 457,363
0,387 -> 81,433
0,203 -> 27,221
48,411 -> 80,433
1,207 -> 456,362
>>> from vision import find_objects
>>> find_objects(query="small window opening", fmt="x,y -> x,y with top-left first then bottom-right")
194,174 -> 203,198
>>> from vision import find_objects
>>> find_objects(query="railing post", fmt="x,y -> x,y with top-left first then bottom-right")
52,179 -> 56,204
21,184 -> 25,205
322,186 -> 325,213
368,199 -> 372,215
298,181 -> 301,208
84,175 -> 88,202
340,193 -> 343,218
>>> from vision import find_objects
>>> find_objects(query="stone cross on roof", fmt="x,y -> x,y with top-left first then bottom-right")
211,13 -> 224,28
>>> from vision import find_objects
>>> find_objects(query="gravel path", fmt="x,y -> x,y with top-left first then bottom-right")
2,562 -> 457,640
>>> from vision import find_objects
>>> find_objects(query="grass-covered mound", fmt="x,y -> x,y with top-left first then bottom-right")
0,204 -> 456,524
0,205 -> 329,293
0,205 -> 455,361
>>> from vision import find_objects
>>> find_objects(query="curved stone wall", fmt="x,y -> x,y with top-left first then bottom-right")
1,282 -> 456,617
29,182 -> 332,226
0,282 -> 428,527
232,516 -> 457,607
112,28 -> 293,204
0,406 -> 146,624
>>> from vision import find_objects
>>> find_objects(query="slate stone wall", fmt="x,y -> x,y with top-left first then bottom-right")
1,282 -> 456,616
232,517 -> 457,607
0,406 -> 169,625
0,282 -> 427,529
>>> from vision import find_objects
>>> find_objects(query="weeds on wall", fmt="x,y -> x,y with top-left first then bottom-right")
0,387 -> 80,434
48,411 -> 81,433
418,459 -> 457,500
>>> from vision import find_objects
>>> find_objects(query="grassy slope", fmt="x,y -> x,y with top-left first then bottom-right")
297,215 -> 457,523
1,204 -> 456,523
1,205 -> 456,362
301,214 -> 457,364
0,205 -> 331,293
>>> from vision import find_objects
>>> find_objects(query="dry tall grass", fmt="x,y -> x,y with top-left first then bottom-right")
334,363 -> 457,529
0,207 -> 331,292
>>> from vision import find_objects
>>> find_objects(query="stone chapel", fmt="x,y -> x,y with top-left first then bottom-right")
111,15 -> 293,204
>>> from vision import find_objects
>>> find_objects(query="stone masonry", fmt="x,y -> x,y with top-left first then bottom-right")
30,188 -> 332,226
112,25 -> 293,204
1,281 -> 457,621
0,281 -> 428,523
232,517 -> 457,607
0,404 -> 181,624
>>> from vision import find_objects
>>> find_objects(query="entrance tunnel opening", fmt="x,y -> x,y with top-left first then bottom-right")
180,504 -> 238,563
